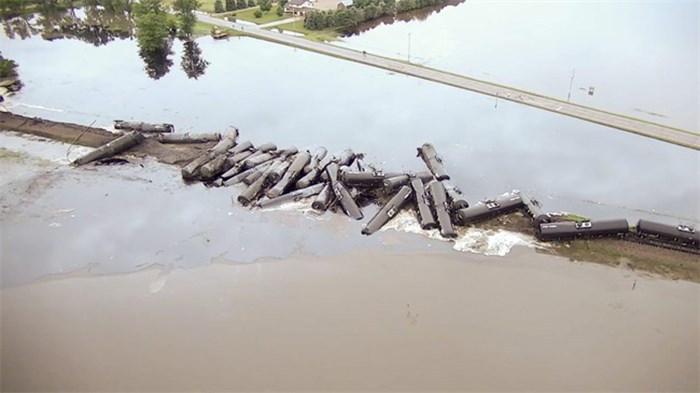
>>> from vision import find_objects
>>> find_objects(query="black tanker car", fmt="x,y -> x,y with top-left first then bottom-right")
636,219 -> 699,249
455,193 -> 524,225
537,219 -> 630,241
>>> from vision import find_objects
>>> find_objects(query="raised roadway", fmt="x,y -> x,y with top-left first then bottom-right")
198,13 -> 700,150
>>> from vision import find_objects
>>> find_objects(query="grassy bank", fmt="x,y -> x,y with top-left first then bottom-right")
551,238 -> 699,282
270,20 -> 338,42
222,7 -> 287,24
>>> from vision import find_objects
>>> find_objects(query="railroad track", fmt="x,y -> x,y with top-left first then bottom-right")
623,233 -> 700,255
520,208 -> 700,255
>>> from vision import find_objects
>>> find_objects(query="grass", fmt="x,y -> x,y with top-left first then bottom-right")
551,238 -> 699,282
194,0 -> 219,12
221,7 -> 287,24
269,20 -> 339,42
559,212 -> 589,222
0,148 -> 25,161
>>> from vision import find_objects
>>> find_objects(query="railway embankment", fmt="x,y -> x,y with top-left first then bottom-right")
1,111 -> 697,282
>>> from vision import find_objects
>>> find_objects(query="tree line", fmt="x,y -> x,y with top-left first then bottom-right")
213,0 -> 282,15
304,0 -> 448,30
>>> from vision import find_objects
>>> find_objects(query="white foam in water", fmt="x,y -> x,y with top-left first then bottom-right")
381,210 -> 442,239
260,199 -> 331,220
381,210 -> 536,256
261,200 -> 310,212
453,228 -> 532,256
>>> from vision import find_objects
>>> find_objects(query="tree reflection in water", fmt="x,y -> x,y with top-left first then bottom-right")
181,40 -> 209,79
1,3 -> 210,80
139,44 -> 174,80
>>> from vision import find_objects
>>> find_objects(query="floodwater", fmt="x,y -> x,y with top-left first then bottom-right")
339,0 -> 699,131
1,250 -> 698,391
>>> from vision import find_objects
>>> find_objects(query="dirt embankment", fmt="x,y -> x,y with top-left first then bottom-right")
481,212 -> 699,282
0,111 -> 209,166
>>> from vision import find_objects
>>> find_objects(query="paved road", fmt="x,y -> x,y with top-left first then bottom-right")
258,16 -> 303,28
201,14 -> 700,150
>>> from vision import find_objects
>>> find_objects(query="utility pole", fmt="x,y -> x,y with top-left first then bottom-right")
407,32 -> 411,63
567,68 -> 575,102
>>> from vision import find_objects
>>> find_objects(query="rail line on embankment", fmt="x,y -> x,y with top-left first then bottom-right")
198,14 -> 700,150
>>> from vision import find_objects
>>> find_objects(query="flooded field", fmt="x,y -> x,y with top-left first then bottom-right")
339,1 -> 699,131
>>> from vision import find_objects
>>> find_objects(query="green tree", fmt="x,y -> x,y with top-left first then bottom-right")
253,10 -> 262,18
362,4 -> 380,19
381,0 -> 395,15
335,8 -> 359,27
134,0 -> 169,52
396,0 -> 416,12
247,0 -> 255,6
214,0 -> 225,12
304,11 -> 329,29
276,5 -> 283,16
0,0 -> 22,18
225,0 -> 235,11
136,0 -> 163,14
236,0 -> 247,9
172,0 -> 200,37
258,0 -> 271,12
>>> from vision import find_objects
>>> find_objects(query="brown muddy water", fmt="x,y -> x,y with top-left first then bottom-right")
1,250 -> 698,391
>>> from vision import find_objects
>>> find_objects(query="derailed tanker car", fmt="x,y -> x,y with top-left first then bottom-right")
164,131 -> 698,255
454,193 -> 524,226
537,219 -> 630,241
114,120 -> 174,133
520,193 -> 551,226
635,219 -> 700,250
